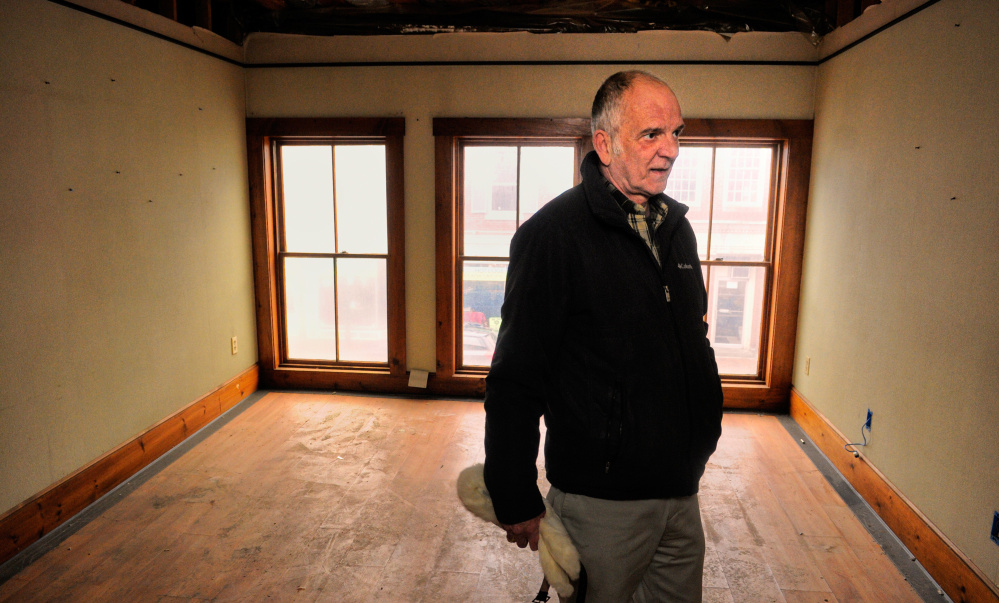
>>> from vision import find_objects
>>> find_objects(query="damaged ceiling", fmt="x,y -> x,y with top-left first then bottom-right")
231,0 -> 837,38
139,0 -> 861,45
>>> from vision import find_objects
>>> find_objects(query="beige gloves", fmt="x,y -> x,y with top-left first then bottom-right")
456,464 -> 581,599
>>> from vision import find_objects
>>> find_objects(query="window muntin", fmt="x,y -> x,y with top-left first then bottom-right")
455,139 -> 778,376
277,141 -> 390,365
247,118 -> 406,392
458,142 -> 578,369
666,143 -> 777,377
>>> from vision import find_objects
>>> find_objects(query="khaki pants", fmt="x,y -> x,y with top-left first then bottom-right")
547,487 -> 705,603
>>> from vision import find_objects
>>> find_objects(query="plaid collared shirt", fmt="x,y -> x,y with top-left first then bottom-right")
603,177 -> 669,268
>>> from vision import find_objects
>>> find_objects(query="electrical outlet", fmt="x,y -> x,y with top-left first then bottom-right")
805,357 -> 811,375
865,409 -> 873,430
991,511 -> 999,545
231,336 -> 238,355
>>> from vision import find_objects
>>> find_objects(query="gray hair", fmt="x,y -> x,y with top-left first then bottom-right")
591,70 -> 669,137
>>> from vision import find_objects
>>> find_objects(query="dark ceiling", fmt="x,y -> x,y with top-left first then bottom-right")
135,0 -> 858,44
232,0 -> 836,38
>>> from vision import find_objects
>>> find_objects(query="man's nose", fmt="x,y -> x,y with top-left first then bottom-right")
657,136 -> 679,160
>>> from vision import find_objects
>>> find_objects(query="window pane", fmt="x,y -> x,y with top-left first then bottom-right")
706,265 -> 767,376
337,258 -> 388,362
282,146 -> 335,253
710,147 -> 772,261
463,147 -> 518,257
284,257 -> 337,361
335,145 -> 388,255
519,146 -> 575,224
462,261 -> 507,366
665,146 -> 713,260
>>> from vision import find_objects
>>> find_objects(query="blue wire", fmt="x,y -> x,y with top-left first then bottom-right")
844,420 -> 870,454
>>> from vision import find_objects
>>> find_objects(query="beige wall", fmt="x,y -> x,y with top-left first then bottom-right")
245,33 -> 817,372
5,0 -> 996,589
0,0 -> 257,514
796,0 -> 999,584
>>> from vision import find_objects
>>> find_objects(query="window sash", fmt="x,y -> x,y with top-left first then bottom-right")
278,254 -> 389,365
668,141 -> 781,379
273,140 -> 392,367
246,118 -> 406,388
455,137 -> 585,371
434,118 -> 811,410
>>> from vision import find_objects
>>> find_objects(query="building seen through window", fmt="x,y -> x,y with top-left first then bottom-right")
458,142 -> 776,377
665,145 -> 775,376
435,116 -> 808,399
459,144 -> 576,368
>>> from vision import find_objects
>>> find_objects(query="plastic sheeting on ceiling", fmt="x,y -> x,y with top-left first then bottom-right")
233,0 -> 836,38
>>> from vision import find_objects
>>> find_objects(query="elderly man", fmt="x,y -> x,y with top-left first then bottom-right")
483,71 -> 724,602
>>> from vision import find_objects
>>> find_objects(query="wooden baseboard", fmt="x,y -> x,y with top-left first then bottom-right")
0,364 -> 259,567
790,388 -> 999,603
263,366 -> 489,398
264,368 -> 791,411
722,383 -> 789,412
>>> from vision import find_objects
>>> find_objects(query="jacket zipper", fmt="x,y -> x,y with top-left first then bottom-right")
653,223 -> 697,477
634,213 -> 673,305
605,412 -> 624,473
605,386 -> 624,473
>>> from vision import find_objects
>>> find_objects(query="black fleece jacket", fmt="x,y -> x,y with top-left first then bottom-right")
483,151 -> 724,525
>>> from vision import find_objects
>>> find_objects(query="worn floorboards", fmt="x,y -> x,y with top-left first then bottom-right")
0,392 -> 926,602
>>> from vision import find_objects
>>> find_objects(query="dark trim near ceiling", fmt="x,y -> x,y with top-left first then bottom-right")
242,59 -> 816,68
44,0 -> 939,69
46,0 -> 242,67
817,0 -> 943,64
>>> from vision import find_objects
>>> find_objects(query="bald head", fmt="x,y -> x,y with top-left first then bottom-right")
590,71 -> 684,204
591,71 -> 676,138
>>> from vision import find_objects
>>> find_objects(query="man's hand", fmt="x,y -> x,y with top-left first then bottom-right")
500,511 -> 545,551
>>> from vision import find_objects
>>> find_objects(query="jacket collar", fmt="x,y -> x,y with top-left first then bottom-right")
580,150 -> 688,232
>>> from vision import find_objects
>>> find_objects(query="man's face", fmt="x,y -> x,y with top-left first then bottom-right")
595,79 -> 685,204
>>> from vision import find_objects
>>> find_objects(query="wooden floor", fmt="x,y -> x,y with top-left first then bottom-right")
0,392 -> 923,602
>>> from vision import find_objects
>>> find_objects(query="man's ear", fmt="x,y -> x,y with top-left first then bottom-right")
593,130 -> 613,166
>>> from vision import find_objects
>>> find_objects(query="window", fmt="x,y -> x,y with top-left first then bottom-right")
247,118 -> 406,390
461,144 -> 578,368
665,144 -> 777,377
434,119 -> 592,389
436,118 -> 811,410
673,120 -> 812,408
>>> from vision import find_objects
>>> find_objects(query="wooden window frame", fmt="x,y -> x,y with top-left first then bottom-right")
247,118 -> 408,391
433,118 -> 593,396
686,119 -> 811,410
455,139 -> 588,371
689,141 -> 779,383
434,118 -> 811,411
